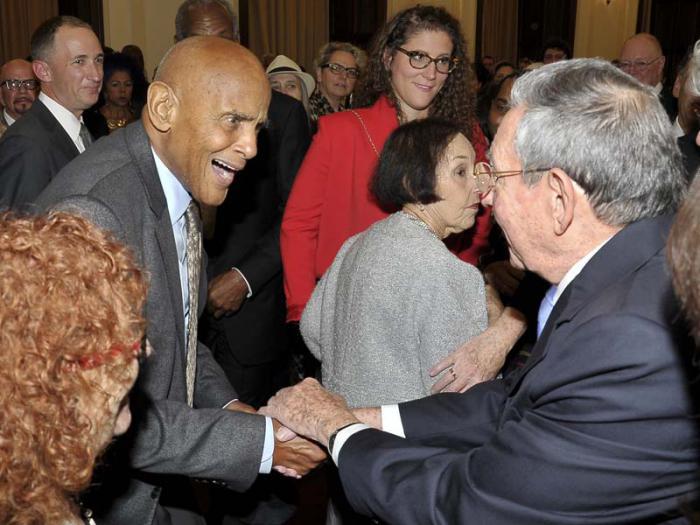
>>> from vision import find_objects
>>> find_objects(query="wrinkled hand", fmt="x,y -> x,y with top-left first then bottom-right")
263,378 -> 358,447
484,261 -> 525,297
207,269 -> 248,318
271,419 -> 327,478
430,307 -> 527,393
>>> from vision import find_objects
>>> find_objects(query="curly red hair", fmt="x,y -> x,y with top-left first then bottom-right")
0,212 -> 147,525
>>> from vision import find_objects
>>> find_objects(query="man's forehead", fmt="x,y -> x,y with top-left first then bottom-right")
621,38 -> 659,58
2,62 -> 33,79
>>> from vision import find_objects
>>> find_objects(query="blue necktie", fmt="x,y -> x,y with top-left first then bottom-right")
537,285 -> 558,339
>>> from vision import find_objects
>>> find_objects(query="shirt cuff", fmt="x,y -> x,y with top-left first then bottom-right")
222,398 -> 238,409
232,267 -> 253,298
259,416 -> 274,473
381,404 -> 406,437
330,423 -> 370,465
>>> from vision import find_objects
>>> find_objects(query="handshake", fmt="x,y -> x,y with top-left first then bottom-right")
225,395 -> 330,479
226,378 -> 368,479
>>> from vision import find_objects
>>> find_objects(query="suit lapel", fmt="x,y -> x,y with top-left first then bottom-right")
505,215 -> 674,395
125,123 -> 186,349
33,99 -> 80,160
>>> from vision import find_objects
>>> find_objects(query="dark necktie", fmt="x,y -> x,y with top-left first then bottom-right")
79,122 -> 93,149
184,201 -> 201,407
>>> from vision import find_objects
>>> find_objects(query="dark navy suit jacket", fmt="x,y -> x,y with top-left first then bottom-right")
339,215 -> 699,524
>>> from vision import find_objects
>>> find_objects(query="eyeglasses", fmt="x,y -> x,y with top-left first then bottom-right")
473,161 -> 551,194
321,62 -> 360,79
396,47 -> 458,74
618,57 -> 662,71
0,78 -> 38,91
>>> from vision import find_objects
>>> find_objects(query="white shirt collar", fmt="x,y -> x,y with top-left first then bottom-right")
552,235 -> 614,305
3,109 -> 15,126
151,146 -> 191,225
653,82 -> 663,95
39,92 -> 83,145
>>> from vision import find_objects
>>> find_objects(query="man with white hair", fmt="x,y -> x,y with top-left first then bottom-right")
262,59 -> 699,524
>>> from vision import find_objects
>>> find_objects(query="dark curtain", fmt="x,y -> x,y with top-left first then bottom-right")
478,0 -> 518,64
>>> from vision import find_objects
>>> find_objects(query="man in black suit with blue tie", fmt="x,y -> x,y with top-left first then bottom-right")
262,59 -> 700,524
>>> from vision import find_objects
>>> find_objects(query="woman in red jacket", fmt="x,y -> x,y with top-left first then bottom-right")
282,5 -> 491,324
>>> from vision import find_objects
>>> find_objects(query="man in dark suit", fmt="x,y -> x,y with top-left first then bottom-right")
262,59 -> 699,524
0,58 -> 38,138
0,16 -> 102,209
174,0 -> 312,409
37,37 -> 324,525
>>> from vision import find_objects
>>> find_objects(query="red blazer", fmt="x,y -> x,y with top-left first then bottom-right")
281,95 -> 491,322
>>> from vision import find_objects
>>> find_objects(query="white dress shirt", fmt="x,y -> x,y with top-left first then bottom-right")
3,108 -> 16,127
152,148 -> 274,473
39,92 -> 89,152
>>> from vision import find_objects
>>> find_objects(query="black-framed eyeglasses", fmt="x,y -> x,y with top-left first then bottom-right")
0,79 -> 38,91
618,56 -> 662,71
473,161 -> 551,194
396,47 -> 458,74
320,62 -> 360,79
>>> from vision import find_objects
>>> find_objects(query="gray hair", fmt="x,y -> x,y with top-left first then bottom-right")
314,41 -> 367,72
509,58 -> 685,226
174,0 -> 238,42
687,40 -> 700,97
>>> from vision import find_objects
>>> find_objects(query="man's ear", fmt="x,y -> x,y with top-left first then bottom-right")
33,60 -> 51,83
147,81 -> 177,132
547,168 -> 575,236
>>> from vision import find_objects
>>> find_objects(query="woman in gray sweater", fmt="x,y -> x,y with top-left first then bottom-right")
300,119 -> 488,407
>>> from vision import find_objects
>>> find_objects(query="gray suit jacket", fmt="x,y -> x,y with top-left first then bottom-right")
36,121 -> 266,524
0,98 -> 79,209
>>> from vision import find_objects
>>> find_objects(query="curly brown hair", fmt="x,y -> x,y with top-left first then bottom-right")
669,177 -> 700,343
0,212 -> 147,525
354,5 -> 475,135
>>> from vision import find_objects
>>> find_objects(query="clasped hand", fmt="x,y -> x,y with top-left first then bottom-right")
226,398 -> 326,478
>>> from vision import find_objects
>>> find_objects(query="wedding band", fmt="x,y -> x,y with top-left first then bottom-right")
449,366 -> 457,380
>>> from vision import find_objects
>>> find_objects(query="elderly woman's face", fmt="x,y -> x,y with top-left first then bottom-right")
431,133 -> 480,236
269,73 -> 303,102
317,50 -> 358,100
104,70 -> 133,107
83,356 -> 140,451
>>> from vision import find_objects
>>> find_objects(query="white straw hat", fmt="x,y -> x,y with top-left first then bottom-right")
266,55 -> 316,96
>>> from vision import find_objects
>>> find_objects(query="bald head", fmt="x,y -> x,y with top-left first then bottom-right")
146,36 -> 269,206
619,33 -> 665,86
175,0 -> 237,42
0,59 -> 37,120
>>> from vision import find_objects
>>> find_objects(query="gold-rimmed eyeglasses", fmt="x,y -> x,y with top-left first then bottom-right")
473,161 -> 551,194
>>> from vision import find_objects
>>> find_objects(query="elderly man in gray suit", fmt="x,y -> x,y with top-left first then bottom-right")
37,36 -> 324,525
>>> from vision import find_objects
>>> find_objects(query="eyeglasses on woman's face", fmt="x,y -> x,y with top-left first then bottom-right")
395,47 -> 458,74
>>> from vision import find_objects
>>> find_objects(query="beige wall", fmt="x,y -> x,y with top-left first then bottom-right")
103,0 -> 239,79
574,0 -> 639,60
386,0 -> 478,61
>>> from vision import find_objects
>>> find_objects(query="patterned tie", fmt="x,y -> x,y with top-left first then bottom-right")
536,285 -> 558,339
79,122 -> 93,149
184,201 -> 201,407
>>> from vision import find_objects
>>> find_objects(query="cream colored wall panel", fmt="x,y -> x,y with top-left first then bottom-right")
574,0 -> 639,60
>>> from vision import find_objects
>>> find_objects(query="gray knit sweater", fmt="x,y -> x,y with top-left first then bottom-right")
300,212 -> 488,407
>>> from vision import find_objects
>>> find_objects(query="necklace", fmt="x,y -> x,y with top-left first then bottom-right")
400,210 -> 440,241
